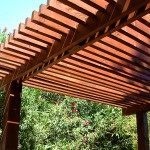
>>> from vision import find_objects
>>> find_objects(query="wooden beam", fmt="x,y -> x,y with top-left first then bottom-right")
24,81 -> 130,108
122,105 -> 150,116
0,80 -> 22,150
136,112 -> 149,150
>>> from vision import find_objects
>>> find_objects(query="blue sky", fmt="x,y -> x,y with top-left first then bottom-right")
0,0 -> 46,33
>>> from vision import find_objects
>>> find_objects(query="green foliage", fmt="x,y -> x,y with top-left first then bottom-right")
0,28 -> 8,43
19,87 -> 136,150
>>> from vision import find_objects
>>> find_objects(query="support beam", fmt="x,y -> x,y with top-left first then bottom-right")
123,106 -> 150,116
136,112 -> 149,150
0,80 -> 22,150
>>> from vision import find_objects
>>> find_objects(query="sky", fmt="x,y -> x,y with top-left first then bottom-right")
0,0 -> 46,33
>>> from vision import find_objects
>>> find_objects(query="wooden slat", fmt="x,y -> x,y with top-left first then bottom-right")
56,0 -> 97,18
24,82 -> 128,108
40,4 -> 78,29
32,11 -> 70,35
24,79 -> 132,108
18,23 -> 55,44
25,18 -> 62,40
33,71 -> 150,105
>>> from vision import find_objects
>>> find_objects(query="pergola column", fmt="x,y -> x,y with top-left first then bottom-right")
136,112 -> 149,150
123,108 -> 149,150
0,80 -> 22,150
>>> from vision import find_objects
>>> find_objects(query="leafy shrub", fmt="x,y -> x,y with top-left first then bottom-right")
0,27 -> 8,43
19,87 -> 136,150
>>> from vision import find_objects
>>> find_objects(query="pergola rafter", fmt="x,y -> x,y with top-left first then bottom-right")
0,0 -> 150,149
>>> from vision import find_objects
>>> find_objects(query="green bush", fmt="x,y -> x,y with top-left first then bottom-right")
0,28 -> 8,43
19,87 -> 136,150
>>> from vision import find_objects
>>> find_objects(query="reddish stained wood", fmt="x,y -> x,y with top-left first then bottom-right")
72,53 -> 150,87
0,76 -> 5,80
0,47 -> 31,61
25,18 -> 62,40
76,49 -> 150,83
0,0 -> 149,90
129,20 -> 150,38
32,76 -> 127,102
25,78 -> 134,107
142,14 -> 150,23
57,61 -> 148,93
0,70 -> 9,75
0,0 -> 149,110
40,70 -> 130,95
101,36 -> 150,65
113,30 -> 150,53
56,0 -> 97,17
136,112 -> 149,150
92,41 -> 150,75
122,26 -> 150,45
0,80 -> 22,149
8,34 -> 44,53
35,71 -> 150,105
26,77 -> 149,108
50,65 -> 136,93
13,30 -> 48,48
4,39 -> 36,56
119,29 -> 149,49
94,41 -> 150,71
80,0 -> 108,11
24,82 -> 128,108
47,0 -> 87,24
139,18 -> 150,28
37,71 -> 127,97
50,64 -> 147,94
32,11 -> 70,35
123,106 -> 150,116
0,74 -> 5,77
42,68 -> 150,105
19,23 -> 55,44
0,59 -> 21,68
40,4 -> 78,29
0,53 -> 26,64
63,57 -> 150,91
104,0 -> 116,5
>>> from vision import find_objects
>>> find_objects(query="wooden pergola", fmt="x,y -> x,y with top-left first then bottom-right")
0,0 -> 150,149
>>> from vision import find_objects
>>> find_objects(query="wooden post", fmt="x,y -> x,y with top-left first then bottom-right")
136,112 -> 149,150
0,80 -> 22,150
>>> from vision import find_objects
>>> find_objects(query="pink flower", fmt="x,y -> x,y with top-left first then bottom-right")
72,108 -> 77,113
83,120 -> 89,126
83,138 -> 87,143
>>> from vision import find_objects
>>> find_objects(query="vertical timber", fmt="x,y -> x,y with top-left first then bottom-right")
0,80 -> 22,150
136,112 -> 149,150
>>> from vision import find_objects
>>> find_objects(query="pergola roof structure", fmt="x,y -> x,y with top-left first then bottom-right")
0,0 -> 150,114
0,0 -> 150,149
